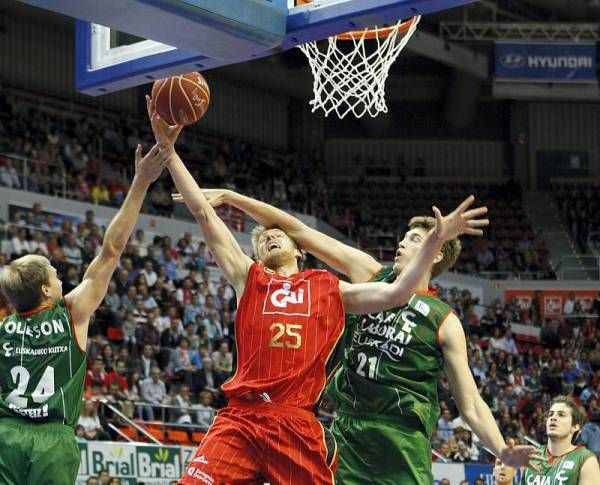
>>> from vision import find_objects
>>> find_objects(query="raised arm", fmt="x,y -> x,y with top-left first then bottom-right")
145,95 -> 253,295
340,196 -> 488,314
440,314 -> 543,469
176,189 -> 381,283
65,144 -> 170,347
166,152 -> 253,295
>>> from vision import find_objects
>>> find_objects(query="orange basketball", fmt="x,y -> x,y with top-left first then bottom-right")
151,72 -> 210,126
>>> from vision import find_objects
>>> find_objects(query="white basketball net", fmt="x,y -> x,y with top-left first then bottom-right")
299,16 -> 421,119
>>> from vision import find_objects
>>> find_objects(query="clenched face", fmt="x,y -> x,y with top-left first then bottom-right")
256,228 -> 301,269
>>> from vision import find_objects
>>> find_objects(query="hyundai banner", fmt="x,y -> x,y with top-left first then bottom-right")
496,42 -> 597,82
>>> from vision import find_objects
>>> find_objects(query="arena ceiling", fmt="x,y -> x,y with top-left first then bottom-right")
2,0 -> 598,105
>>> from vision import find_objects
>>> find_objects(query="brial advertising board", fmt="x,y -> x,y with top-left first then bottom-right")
76,444 -> 519,484
76,441 -> 196,485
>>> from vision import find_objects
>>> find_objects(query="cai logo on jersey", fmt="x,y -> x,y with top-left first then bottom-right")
525,470 -> 569,485
263,278 -> 311,316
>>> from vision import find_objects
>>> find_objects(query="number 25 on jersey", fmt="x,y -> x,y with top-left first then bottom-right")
269,323 -> 303,349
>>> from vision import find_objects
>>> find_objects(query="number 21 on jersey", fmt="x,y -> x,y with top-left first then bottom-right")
356,352 -> 378,380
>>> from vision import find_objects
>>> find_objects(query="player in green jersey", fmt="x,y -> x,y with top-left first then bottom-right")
179,189 -> 544,483
519,395 -> 599,485
0,143 -> 170,485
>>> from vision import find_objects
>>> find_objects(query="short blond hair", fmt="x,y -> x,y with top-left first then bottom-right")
250,225 -> 267,259
407,216 -> 462,278
0,255 -> 52,312
250,225 -> 303,264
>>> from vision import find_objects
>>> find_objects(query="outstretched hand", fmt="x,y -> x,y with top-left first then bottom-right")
423,194 -> 489,242
145,94 -> 183,148
172,188 -> 229,207
498,439 -> 545,472
134,143 -> 171,185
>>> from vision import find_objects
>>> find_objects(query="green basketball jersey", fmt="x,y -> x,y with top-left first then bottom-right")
0,299 -> 86,428
328,267 -> 452,437
520,445 -> 595,485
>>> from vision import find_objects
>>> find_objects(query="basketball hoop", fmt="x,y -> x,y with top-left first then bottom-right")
297,5 -> 421,119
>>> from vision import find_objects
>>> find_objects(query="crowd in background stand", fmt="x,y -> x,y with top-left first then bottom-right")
0,85 -> 330,221
0,85 -> 599,463
552,180 -> 600,254
1,207 -> 598,462
0,85 -> 556,280
431,286 -> 600,461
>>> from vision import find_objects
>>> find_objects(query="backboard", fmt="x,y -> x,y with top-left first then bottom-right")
18,0 -> 479,95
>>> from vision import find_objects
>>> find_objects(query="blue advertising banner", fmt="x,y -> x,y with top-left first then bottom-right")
432,463 -> 523,484
496,42 -> 597,82
464,463 -> 523,485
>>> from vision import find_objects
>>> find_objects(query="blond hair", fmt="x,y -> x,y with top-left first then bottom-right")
250,225 -> 267,259
250,225 -> 303,265
0,255 -> 52,312
407,216 -> 462,278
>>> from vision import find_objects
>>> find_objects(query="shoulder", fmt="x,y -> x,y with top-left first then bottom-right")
437,312 -> 464,350
410,294 -> 453,322
302,268 -> 339,284
579,449 -> 600,477
578,445 -> 596,460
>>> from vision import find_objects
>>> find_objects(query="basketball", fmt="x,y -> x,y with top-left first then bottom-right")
151,72 -> 210,126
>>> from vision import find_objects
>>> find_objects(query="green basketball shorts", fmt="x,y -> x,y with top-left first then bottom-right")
0,417 -> 80,485
332,413 -> 433,485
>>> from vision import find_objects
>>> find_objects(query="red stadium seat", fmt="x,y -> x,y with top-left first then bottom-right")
146,427 -> 166,443
166,429 -> 192,445
117,426 -> 139,441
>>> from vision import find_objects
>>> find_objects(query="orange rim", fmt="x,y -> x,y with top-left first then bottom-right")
295,0 -> 418,41
335,16 -> 418,41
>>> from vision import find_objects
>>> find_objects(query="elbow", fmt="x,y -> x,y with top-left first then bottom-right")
102,240 -> 124,259
459,395 -> 482,424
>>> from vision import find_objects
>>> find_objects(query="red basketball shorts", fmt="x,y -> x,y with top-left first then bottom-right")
179,399 -> 338,485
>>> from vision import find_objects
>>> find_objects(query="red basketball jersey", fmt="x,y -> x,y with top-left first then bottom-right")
222,263 -> 345,409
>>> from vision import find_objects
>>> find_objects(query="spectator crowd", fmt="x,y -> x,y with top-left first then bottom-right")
430,286 -> 600,462
0,84 -> 598,464
0,84 -> 556,280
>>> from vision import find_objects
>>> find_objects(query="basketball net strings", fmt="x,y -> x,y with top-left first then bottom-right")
299,16 -> 420,119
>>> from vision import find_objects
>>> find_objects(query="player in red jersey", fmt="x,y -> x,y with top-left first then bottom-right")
145,96 -> 489,485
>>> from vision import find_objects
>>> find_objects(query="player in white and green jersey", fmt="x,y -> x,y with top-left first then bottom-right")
0,143 -> 171,485
519,395 -> 599,485
193,190 -> 544,483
